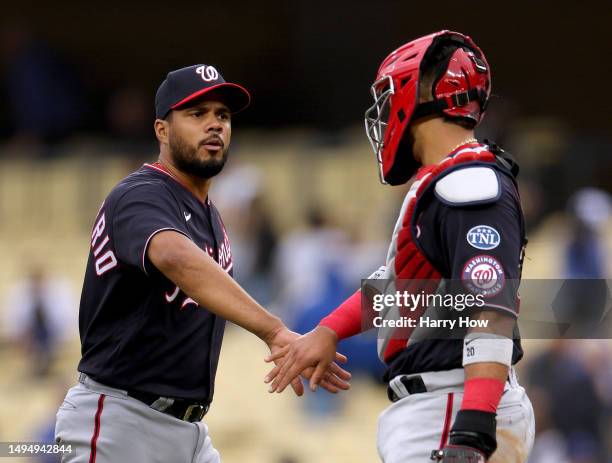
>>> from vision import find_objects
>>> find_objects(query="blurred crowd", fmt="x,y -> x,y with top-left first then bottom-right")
526,340 -> 612,463
0,20 -> 153,157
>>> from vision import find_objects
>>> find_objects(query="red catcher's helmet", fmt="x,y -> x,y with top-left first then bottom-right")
365,30 -> 491,185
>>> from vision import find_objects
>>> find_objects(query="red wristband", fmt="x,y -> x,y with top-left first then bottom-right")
461,377 -> 505,413
319,290 -> 362,340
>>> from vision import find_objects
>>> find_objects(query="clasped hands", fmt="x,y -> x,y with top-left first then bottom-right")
264,326 -> 350,396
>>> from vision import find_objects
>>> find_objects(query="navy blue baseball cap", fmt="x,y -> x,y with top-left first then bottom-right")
155,64 -> 251,119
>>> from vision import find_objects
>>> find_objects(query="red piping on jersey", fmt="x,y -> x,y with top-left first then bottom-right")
145,161 -> 181,180
89,394 -> 105,463
439,392 -> 454,449
144,162 -> 211,206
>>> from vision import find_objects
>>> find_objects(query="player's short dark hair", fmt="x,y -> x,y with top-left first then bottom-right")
419,42 -> 477,130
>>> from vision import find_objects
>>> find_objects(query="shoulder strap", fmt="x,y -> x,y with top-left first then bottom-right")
484,139 -> 520,179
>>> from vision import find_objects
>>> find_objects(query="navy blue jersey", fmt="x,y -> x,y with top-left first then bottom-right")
78,163 -> 233,403
384,155 -> 525,379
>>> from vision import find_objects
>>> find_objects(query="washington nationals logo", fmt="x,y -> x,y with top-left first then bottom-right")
196,65 -> 219,82
461,254 -> 505,297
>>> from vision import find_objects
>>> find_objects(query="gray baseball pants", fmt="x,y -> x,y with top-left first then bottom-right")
54,374 -> 220,463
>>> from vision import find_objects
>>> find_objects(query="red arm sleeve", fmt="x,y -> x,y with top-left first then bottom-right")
318,290 -> 363,340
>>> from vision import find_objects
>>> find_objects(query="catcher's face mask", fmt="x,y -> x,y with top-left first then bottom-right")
364,75 -> 394,183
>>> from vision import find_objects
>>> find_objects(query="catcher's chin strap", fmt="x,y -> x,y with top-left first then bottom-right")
412,88 -> 487,121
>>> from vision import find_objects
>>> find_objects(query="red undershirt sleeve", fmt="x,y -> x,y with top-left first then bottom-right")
319,290 -> 363,340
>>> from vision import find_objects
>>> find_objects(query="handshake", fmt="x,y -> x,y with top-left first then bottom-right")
262,325 -> 349,396
261,265 -> 390,395
261,265 -> 388,395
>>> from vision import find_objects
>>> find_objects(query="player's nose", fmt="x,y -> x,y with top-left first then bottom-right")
204,116 -> 224,133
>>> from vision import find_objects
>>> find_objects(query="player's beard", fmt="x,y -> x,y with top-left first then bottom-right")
169,132 -> 229,179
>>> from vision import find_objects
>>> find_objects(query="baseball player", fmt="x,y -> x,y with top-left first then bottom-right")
54,64 -> 350,463
266,31 -> 535,462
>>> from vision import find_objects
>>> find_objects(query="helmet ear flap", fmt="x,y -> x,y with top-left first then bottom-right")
430,50 -> 457,98
415,43 -> 490,124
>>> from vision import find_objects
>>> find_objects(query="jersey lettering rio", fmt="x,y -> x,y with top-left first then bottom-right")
90,211 -> 118,276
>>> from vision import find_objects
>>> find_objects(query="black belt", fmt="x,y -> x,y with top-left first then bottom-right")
387,375 -> 427,402
127,389 -> 209,423
387,372 -> 514,403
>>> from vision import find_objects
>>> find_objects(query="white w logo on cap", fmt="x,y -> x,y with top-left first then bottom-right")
196,65 -> 219,82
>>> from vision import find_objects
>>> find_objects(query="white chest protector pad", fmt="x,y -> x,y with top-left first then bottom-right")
434,166 -> 501,206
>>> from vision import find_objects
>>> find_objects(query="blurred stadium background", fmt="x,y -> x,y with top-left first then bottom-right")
0,2 -> 611,462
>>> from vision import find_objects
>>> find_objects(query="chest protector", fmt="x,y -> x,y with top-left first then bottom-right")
377,144 -> 514,363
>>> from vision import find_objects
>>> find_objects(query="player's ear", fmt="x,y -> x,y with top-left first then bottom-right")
154,119 -> 170,144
